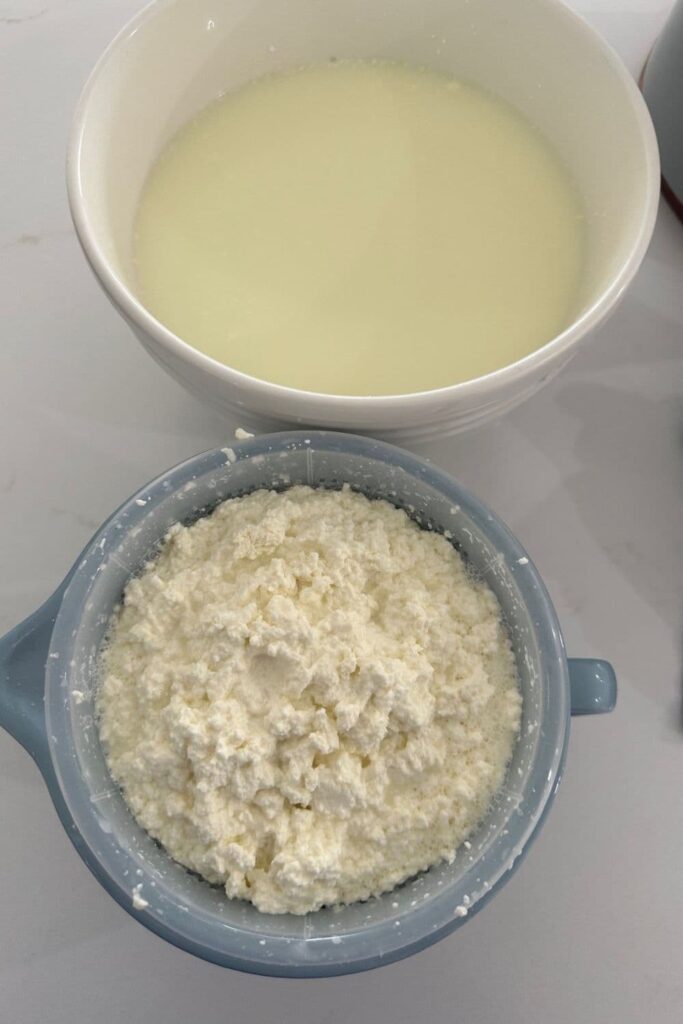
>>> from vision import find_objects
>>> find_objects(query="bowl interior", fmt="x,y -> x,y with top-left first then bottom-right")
74,0 -> 654,333
45,433 -> 568,975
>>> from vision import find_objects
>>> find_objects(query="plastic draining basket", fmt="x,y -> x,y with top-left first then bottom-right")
0,432 -> 615,976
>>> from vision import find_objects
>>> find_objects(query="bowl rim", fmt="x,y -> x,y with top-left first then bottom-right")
66,0 -> 660,418
43,432 -> 570,976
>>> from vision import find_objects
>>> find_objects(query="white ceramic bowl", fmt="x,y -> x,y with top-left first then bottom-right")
67,0 -> 659,444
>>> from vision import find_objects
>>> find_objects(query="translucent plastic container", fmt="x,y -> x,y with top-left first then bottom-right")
0,433 -> 615,976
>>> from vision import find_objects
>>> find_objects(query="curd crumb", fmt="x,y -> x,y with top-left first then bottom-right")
132,885 -> 149,910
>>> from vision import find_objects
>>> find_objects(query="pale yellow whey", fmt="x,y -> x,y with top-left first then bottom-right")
134,60 -> 583,395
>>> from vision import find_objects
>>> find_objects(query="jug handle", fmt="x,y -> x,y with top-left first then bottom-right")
568,659 -> 617,715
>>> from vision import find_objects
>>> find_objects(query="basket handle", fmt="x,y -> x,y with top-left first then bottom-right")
0,587 -> 65,768
568,659 -> 617,715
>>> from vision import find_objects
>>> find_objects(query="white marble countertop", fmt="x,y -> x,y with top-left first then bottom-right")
1,1 -> 681,1021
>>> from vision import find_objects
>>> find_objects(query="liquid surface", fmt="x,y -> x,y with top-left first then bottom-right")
134,61 -> 583,396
